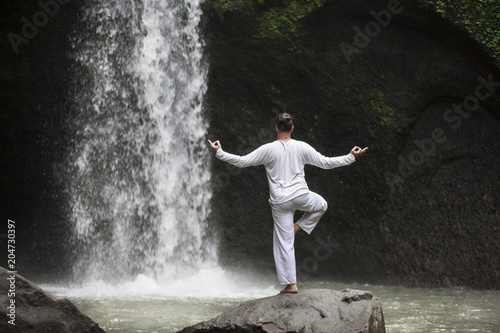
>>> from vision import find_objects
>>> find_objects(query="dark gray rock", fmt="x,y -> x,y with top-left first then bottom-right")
0,266 -> 105,333
202,0 -> 500,289
179,289 -> 385,333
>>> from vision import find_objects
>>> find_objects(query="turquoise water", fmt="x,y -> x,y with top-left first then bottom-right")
41,274 -> 500,333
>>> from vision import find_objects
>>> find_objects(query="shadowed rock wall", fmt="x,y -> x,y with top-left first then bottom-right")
0,0 -> 82,278
202,0 -> 500,288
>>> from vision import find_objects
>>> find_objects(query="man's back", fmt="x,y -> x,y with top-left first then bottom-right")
216,139 -> 355,204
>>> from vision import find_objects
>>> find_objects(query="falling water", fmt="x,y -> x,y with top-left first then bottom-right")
65,0 -> 216,284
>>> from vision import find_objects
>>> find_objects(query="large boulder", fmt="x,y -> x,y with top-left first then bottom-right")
0,266 -> 105,333
179,289 -> 385,333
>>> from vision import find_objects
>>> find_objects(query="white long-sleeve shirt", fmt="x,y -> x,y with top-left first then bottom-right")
215,139 -> 355,204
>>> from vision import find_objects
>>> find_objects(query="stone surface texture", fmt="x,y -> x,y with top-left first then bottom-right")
179,289 -> 385,333
0,266 -> 105,333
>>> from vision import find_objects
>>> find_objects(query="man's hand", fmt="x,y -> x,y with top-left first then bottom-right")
351,146 -> 368,158
208,140 -> 221,152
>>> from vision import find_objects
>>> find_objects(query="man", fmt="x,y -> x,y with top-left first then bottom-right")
208,113 -> 368,293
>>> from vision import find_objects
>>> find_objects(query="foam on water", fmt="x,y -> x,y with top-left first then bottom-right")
41,267 -> 278,300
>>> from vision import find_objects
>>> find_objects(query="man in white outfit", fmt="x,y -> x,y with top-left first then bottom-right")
208,113 -> 367,293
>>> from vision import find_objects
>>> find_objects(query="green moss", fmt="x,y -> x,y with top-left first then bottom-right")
204,0 -> 255,11
206,0 -> 326,39
270,84 -> 281,95
419,0 -> 500,61
258,128 -> 273,141
241,106 -> 254,117
255,0 -> 327,39
267,84 -> 283,105
370,91 -> 394,127
206,0 -> 500,60
307,114 -> 320,140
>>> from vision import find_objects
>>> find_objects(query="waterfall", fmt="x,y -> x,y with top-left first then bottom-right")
65,0 -> 216,283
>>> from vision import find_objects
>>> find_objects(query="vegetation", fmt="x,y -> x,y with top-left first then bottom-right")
419,0 -> 500,61
205,0 -> 500,61
255,0 -> 327,38
205,0 -> 327,39
370,90 -> 394,127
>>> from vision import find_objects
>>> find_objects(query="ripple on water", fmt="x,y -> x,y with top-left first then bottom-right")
39,279 -> 500,333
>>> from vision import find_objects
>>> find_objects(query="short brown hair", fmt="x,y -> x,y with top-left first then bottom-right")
275,113 -> 294,132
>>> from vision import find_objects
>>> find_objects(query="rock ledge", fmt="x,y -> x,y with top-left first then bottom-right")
179,288 -> 385,333
0,266 -> 105,333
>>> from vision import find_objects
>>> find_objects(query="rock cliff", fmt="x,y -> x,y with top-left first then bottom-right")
202,0 -> 500,288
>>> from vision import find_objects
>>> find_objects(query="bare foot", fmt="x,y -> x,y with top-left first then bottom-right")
294,223 -> 301,235
280,283 -> 298,293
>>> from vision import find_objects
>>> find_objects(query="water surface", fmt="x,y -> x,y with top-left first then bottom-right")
41,271 -> 500,333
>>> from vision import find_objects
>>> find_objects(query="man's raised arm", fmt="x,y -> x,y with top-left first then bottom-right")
304,144 -> 368,169
208,140 -> 267,168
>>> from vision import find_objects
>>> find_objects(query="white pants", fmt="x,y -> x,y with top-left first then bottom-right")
270,192 -> 328,285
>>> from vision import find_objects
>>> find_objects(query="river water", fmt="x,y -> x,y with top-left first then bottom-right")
40,270 -> 500,333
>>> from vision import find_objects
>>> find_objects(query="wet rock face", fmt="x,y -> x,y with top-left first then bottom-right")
178,288 -> 385,333
0,267 -> 106,333
202,0 -> 500,288
1,0 -> 83,277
